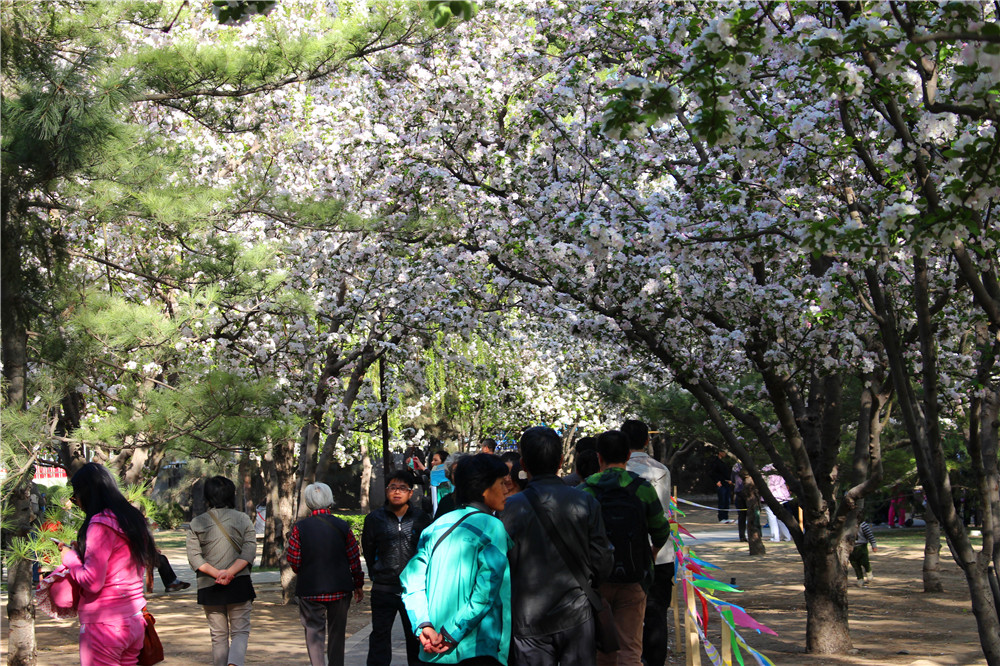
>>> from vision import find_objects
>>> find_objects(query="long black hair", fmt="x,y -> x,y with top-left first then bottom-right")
71,463 -> 157,570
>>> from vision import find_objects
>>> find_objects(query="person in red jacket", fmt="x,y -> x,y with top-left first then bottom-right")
286,482 -> 364,666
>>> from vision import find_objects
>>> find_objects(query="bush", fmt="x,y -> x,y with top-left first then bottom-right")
148,501 -> 185,530
334,513 -> 365,540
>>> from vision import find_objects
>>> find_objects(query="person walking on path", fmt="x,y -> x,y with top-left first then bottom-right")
58,463 -> 158,666
401,453 -> 512,665
849,520 -> 878,586
362,469 -> 431,666
622,420 -> 675,666
287,483 -> 365,666
501,426 -> 613,666
761,465 -> 793,542
709,451 -> 734,523
581,430 -> 671,666
187,476 -> 257,666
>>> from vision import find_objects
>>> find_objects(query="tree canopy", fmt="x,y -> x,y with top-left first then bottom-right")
2,1 -> 998,663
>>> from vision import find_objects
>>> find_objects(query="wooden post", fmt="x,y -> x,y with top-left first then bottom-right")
722,620 -> 732,665
683,547 -> 701,666
673,486 -> 681,655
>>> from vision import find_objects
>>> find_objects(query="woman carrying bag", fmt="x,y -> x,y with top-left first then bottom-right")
186,476 -> 257,666
401,454 -> 512,665
57,463 -> 158,666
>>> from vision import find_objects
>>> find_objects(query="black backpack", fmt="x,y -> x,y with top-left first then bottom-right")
595,474 -> 650,583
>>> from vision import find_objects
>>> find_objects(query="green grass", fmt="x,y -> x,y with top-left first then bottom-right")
874,526 -> 983,549
152,531 -> 187,549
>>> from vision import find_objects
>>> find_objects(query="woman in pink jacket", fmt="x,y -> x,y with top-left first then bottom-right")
57,463 -> 158,665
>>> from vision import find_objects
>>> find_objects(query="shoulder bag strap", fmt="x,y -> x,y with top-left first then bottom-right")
208,509 -> 242,554
523,487 -> 603,612
430,510 -> 477,558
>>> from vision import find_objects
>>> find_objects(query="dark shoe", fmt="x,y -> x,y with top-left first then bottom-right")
167,580 -> 190,592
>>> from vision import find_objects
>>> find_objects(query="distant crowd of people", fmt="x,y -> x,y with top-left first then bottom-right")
42,424 -> 974,666
290,420 -> 676,666
48,420 -> 679,666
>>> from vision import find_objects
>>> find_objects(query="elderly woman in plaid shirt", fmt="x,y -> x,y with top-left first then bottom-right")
287,483 -> 364,666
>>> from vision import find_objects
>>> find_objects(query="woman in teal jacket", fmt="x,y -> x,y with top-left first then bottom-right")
401,454 -> 512,665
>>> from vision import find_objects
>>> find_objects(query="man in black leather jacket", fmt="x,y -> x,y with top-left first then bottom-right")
361,469 -> 431,666
501,427 -> 614,666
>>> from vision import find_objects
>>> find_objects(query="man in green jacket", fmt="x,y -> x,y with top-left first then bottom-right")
581,431 -> 671,666
401,453 -> 512,665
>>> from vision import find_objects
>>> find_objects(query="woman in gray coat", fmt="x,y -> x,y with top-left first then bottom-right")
186,476 -> 257,666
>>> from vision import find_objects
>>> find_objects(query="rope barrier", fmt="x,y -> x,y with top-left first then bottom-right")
676,497 -> 748,512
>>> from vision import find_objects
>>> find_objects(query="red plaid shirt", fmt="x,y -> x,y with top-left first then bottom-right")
286,509 -> 364,602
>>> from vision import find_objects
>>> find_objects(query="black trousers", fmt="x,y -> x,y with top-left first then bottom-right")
734,492 -> 748,541
642,562 -> 675,666
157,552 -> 178,586
368,589 -> 420,666
511,617 -> 596,666
717,485 -> 732,521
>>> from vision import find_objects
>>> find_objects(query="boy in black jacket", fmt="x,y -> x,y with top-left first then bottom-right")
361,469 -> 431,665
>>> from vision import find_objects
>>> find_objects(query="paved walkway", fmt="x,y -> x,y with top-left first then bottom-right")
344,614 -> 410,664
157,541 -> 407,665
150,501 -> 795,664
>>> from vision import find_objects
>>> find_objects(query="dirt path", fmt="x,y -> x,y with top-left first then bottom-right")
693,531 -> 984,665
9,511 -> 988,665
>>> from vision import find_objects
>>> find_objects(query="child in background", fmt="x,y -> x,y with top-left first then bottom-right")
850,520 -> 878,586
887,484 -> 907,527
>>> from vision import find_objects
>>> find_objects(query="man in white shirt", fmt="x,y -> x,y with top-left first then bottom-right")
622,420 -> 674,666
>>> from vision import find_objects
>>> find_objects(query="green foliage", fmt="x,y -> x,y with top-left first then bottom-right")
147,501 -> 185,530
428,1 -> 477,28
212,0 -> 276,26
4,537 -> 35,564
4,485 -> 81,565
333,512 -> 365,539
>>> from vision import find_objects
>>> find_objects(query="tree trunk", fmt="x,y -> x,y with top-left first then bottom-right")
237,452 -> 252,515
261,437 -> 298,603
294,423 -> 319,519
922,501 -> 943,593
963,560 -> 1000,665
360,448 -> 373,513
801,531 -> 852,654
119,445 -> 150,485
4,478 -> 37,666
743,474 -> 766,557
58,438 -> 88,476
6,557 -> 37,666
1,208 -> 28,411
2,199 -> 36,664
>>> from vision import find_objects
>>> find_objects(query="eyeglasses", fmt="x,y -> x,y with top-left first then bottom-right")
387,485 -> 412,493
